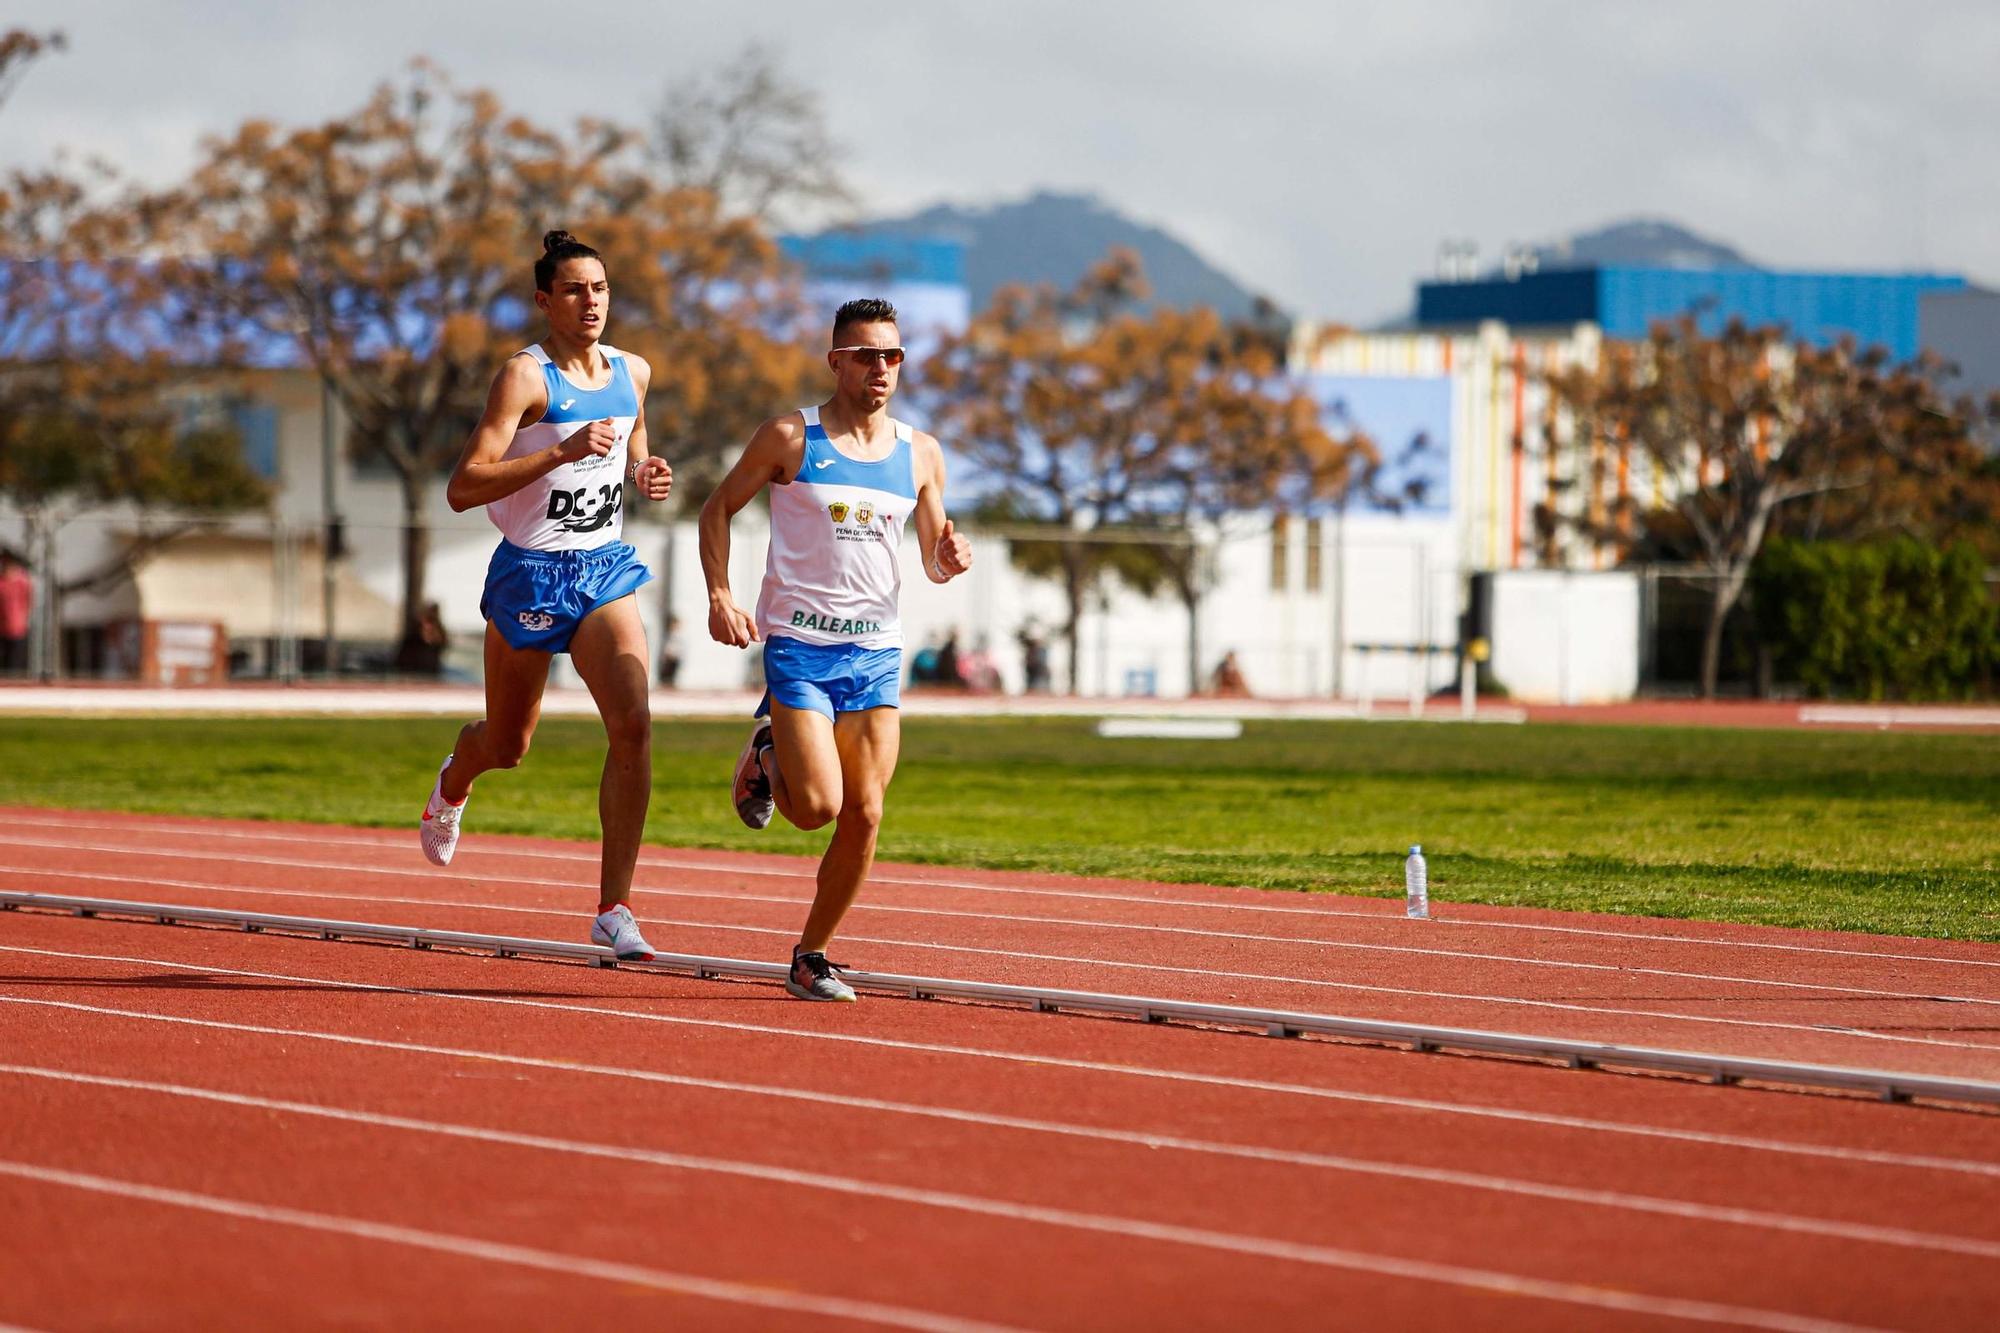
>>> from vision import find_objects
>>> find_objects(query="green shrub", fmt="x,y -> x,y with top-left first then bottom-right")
1753,537 -> 1998,700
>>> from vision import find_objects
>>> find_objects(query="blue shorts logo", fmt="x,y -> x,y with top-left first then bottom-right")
517,610 -> 556,632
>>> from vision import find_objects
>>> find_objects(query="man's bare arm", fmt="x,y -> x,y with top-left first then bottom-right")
445,356 -> 617,512
698,414 -> 804,647
624,356 -> 671,502
911,432 -> 972,583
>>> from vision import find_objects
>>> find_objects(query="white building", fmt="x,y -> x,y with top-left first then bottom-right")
3,311 -> 1645,703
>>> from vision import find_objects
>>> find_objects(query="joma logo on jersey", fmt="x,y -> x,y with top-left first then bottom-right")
827,502 -> 850,524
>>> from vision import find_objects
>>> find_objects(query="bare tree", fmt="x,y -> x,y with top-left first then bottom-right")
650,43 -> 853,226
0,27 -> 63,116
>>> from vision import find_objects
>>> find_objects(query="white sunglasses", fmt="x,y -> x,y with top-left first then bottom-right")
831,345 -> 907,366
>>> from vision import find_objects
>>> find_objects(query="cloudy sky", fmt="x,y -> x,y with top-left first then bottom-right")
6,1 -> 1995,319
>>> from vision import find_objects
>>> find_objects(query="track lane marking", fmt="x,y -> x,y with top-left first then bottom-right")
4,942 -> 1997,1181
5,839 -> 1996,1013
11,810 -> 1994,971
0,1070 -> 1889,1331
4,867 -> 1990,1052
0,1156 -> 1023,1332
3,1004 -> 1996,1257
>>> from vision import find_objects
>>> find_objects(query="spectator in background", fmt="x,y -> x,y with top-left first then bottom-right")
0,550 -> 32,676
959,633 -> 1001,692
909,631 -> 942,685
1211,649 -> 1250,697
1017,621 -> 1051,693
407,601 -> 449,676
935,627 -> 963,688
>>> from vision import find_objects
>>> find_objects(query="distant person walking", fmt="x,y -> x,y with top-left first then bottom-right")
699,297 -> 972,1001
416,231 -> 673,962
0,550 -> 31,677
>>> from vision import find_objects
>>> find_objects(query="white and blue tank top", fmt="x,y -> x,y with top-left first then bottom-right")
485,343 -> 640,552
756,405 -> 919,649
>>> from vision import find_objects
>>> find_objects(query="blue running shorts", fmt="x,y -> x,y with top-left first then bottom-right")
758,635 -> 903,721
480,539 -> 653,654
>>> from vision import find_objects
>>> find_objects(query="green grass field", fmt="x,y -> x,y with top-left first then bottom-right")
5,714 -> 1997,940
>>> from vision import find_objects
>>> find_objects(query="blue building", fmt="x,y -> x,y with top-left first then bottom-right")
1416,266 -> 1965,362
779,233 -> 970,357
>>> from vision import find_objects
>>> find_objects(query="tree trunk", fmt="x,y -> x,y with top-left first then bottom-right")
393,471 -> 432,674
1061,542 -> 1088,696
23,509 -> 53,682
1699,565 -> 1752,699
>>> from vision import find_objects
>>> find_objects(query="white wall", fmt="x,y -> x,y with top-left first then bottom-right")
1487,570 -> 1640,704
577,510 -> 1469,701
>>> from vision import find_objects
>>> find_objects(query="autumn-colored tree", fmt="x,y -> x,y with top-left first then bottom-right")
1770,345 -> 2000,559
922,254 -> 1143,692
926,251 -> 1358,692
1124,319 -> 1365,691
149,64 -> 813,667
0,163 -> 268,676
587,189 -> 818,511
1543,317 -> 2000,696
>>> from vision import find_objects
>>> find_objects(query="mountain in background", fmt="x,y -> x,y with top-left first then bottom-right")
812,190 -> 1271,319
1517,218 -> 1760,271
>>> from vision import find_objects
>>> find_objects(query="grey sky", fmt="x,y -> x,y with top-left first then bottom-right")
6,1 -> 1995,319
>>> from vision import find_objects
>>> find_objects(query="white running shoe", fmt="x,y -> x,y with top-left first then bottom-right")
732,721 -> 775,830
786,949 -> 857,1003
418,756 -> 467,866
591,904 -> 657,962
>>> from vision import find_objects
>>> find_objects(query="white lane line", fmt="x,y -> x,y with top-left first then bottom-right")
5,1005 -> 1996,1259
4,942 -> 1997,1182
6,866 -> 1988,1052
6,838 -> 1995,1012
0,1070 -> 1885,1332
0,1156 -> 1020,1333
14,811 -> 1995,972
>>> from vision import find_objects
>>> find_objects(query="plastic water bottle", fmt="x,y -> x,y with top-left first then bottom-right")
1405,845 -> 1429,919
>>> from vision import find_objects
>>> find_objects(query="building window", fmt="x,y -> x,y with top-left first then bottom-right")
229,402 -> 281,479
1304,518 -> 1324,593
1269,513 -> 1290,592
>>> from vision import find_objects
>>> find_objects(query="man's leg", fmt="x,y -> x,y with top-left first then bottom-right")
420,622 -> 550,867
440,623 -> 552,802
566,594 -> 653,909
796,706 -> 901,955
766,699 -> 844,832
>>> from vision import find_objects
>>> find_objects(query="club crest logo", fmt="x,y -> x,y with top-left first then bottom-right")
827,501 -> 850,524
517,611 -> 556,632
855,501 -> 874,525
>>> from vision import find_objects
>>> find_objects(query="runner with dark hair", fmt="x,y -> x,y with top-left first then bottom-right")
417,230 -> 673,962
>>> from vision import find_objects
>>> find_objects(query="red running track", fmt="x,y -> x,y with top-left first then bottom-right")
4,807 -> 2000,1330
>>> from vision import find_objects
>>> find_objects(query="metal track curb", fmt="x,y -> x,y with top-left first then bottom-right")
7,890 -> 1997,1108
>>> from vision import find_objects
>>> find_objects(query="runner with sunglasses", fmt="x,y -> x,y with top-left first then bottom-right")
416,230 -> 673,964
698,298 -> 973,1001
